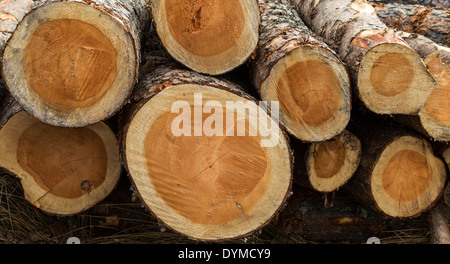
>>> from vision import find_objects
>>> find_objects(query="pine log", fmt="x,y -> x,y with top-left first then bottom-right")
390,32 -> 450,141
369,0 -> 449,10
251,0 -> 351,142
0,83 -> 121,216
344,118 -> 447,218
289,0 -> 436,115
374,3 -> 449,47
151,0 -> 259,75
292,130 -> 361,193
120,57 -> 293,241
1,0 -> 151,127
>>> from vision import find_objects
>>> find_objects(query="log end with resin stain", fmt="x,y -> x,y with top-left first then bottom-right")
356,30 -> 437,115
121,65 -> 292,241
1,0 -> 150,127
0,96 -> 121,216
151,0 -> 260,75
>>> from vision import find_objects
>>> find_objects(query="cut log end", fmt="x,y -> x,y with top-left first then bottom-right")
0,111 -> 121,215
23,19 -> 117,110
371,136 -> 446,218
419,53 -> 450,141
358,42 -> 436,115
306,130 -> 361,193
2,1 -> 138,127
261,45 -> 351,142
124,84 -> 292,241
152,0 -> 259,75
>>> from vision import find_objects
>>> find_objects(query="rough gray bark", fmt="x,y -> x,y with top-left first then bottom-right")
374,3 -> 449,46
395,31 -> 449,64
0,0 -> 33,58
0,80 -> 21,129
369,0 -> 449,10
288,0 -> 407,82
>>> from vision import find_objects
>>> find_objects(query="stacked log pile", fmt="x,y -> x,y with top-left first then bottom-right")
0,0 -> 448,243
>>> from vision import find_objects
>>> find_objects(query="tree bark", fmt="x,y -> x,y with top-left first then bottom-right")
0,0 -> 33,58
251,0 -> 351,143
120,55 -> 293,242
343,117 -> 447,218
369,0 -> 449,10
1,0 -> 151,127
0,82 -> 121,216
374,3 -> 449,46
151,0 -> 259,75
396,31 -> 450,64
288,0 -> 436,115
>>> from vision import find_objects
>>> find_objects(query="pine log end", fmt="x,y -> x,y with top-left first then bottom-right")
260,45 -> 351,142
371,136 -> 446,217
358,41 -> 436,115
152,0 -> 259,75
123,84 -> 292,241
0,111 -> 121,215
2,1 -> 138,127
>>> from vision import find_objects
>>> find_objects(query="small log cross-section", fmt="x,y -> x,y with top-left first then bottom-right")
121,58 -> 292,241
252,0 -> 351,142
394,31 -> 450,141
151,0 -> 260,75
291,130 -> 361,193
289,0 -> 436,115
305,130 -> 361,193
345,120 -> 447,218
0,87 -> 121,216
2,0 -> 151,127
374,3 -> 449,47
